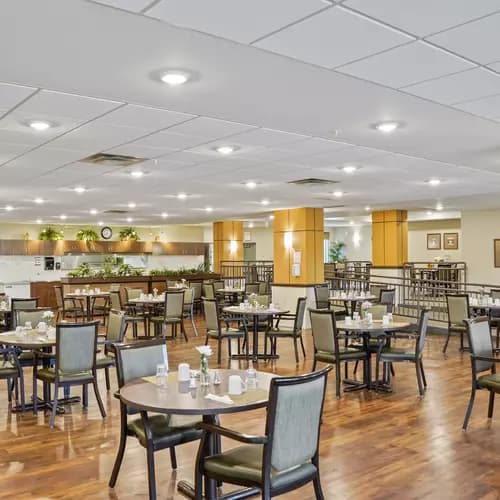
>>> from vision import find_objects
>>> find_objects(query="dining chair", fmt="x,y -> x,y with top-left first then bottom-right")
488,289 -> 500,349
374,308 -> 430,397
265,297 -> 307,363
150,291 -> 187,341
33,320 -> 106,427
202,283 -> 215,300
443,294 -> 470,353
195,366 -> 332,500
10,297 -> 39,328
15,307 -> 53,367
258,281 -> 268,295
53,286 -> 84,322
309,308 -> 369,398
188,281 -> 202,313
110,290 -> 147,339
96,309 -> 126,390
0,346 -> 25,411
462,316 -> 500,431
314,285 -> 330,310
109,340 -> 202,500
244,282 -> 260,297
203,298 -> 247,364
379,289 -> 395,313
90,294 -> 110,326
183,287 -> 198,337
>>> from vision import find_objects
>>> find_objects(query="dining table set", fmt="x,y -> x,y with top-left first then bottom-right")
328,291 -> 377,315
66,288 -> 110,321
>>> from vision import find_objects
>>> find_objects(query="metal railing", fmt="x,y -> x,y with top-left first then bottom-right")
220,261 -> 274,288
403,261 -> 467,287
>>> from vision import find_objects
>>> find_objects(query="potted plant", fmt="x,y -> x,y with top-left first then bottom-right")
39,227 -> 64,241
76,228 -> 99,242
119,227 -> 140,241
329,241 -> 346,263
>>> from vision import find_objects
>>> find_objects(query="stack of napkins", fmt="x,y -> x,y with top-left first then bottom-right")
205,394 -> 234,404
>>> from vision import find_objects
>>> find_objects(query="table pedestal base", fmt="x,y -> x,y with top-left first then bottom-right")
12,395 -> 81,413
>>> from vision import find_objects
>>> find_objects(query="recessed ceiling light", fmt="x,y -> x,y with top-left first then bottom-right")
365,206 -> 370,211
428,178 -> 441,186
341,165 -> 358,174
161,212 -> 168,218
333,191 -> 343,198
375,121 -> 400,133
245,181 -> 257,189
90,209 -> 98,215
36,219 -> 42,224
29,120 -> 51,131
215,146 -> 235,155
74,186 -> 86,194
98,221 -> 104,226
436,203 -> 443,211
128,202 -> 136,208
161,71 -> 189,86
131,170 -> 144,178
261,199 -> 270,206
5,205 -> 13,211
248,222 -> 254,228
349,220 -> 354,225
205,207 -> 213,212
426,211 -> 433,216
177,193 -> 187,200
126,217 -> 133,223
34,197 -> 44,204
269,215 -> 274,220
60,214 -> 67,220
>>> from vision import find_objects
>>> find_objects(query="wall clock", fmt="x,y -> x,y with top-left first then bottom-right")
100,226 -> 113,240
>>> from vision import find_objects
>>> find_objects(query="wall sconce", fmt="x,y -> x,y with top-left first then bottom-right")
229,240 -> 238,253
352,230 -> 361,248
284,231 -> 293,249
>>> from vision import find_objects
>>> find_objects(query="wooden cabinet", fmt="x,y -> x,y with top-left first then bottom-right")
30,281 -> 59,308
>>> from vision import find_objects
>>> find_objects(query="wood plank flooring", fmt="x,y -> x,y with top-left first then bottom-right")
0,318 -> 499,499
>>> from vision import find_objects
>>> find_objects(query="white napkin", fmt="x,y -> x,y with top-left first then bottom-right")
205,393 -> 234,404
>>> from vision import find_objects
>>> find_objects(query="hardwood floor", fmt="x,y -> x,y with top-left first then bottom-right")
0,318 -> 499,499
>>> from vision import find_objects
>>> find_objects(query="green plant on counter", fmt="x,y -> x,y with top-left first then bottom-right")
76,228 -> 99,242
67,262 -> 94,278
119,227 -> 140,241
148,263 -> 208,277
116,263 -> 144,277
329,241 -> 346,263
39,227 -> 64,241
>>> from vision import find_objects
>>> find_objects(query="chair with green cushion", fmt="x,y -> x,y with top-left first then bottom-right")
183,287 -> 198,337
53,286 -> 84,322
462,316 -> 500,430
110,290 -> 148,339
488,289 -> 500,349
443,294 -> 470,353
379,289 -> 395,313
244,282 -> 260,297
149,291 -> 187,341
258,281 -> 268,295
265,297 -> 307,363
195,366 -> 332,500
315,284 -> 347,318
375,308 -> 430,397
203,298 -> 247,364
10,297 -> 39,328
33,320 -> 105,427
96,309 -> 126,390
109,340 -> 202,500
310,308 -> 369,398
203,283 -> 215,300
15,307 -> 53,366
0,346 -> 25,411
188,281 -> 203,313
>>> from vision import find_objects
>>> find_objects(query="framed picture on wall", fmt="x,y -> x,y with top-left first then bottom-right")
443,232 -> 458,250
494,240 -> 500,268
427,233 -> 441,250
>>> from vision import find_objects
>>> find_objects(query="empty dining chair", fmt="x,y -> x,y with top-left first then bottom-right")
0,346 -> 24,411
10,297 -> 39,328
443,294 -> 470,353
462,316 -> 500,430
244,282 -> 260,297
379,289 -> 395,313
15,308 -> 53,367
110,291 -> 148,339
182,287 -> 198,336
53,286 -> 84,322
488,288 -> 500,349
149,291 -> 187,341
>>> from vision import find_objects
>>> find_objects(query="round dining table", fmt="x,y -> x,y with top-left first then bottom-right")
66,291 -> 110,321
329,294 -> 377,315
119,369 -> 275,499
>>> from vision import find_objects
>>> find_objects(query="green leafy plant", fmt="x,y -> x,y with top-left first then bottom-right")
329,241 -> 346,263
148,265 -> 211,277
67,262 -> 94,278
119,227 -> 140,241
39,227 -> 64,241
116,263 -> 144,276
76,228 -> 99,242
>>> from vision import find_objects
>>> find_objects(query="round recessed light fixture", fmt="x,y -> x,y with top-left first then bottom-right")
5,205 -> 13,211
261,199 -> 270,206
428,178 -> 441,186
128,202 -> 136,208
36,219 -> 42,224
333,191 -> 343,198
60,214 -> 67,220
215,145 -> 236,155
74,186 -> 86,194
161,71 -> 190,86
29,120 -> 51,131
34,197 -> 44,204
245,181 -> 257,189
248,222 -> 254,228
126,217 -> 133,223
205,207 -> 213,212
90,209 -> 98,215
269,214 -> 274,220
161,212 -> 168,218
349,220 -> 355,226
375,121 -> 400,133
341,165 -> 358,174
131,170 -> 144,178
177,193 -> 187,200
365,206 -> 371,211
436,203 -> 443,211
426,211 -> 433,216
98,221 -> 104,226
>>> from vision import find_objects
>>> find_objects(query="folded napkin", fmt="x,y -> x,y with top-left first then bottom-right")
205,393 -> 234,404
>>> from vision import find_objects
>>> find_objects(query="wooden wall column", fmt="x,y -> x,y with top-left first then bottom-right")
371,210 -> 408,267
213,221 -> 243,273
273,208 -> 324,285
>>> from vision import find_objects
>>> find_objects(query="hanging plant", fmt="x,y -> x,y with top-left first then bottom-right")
39,227 -> 64,241
119,227 -> 140,241
76,228 -> 99,242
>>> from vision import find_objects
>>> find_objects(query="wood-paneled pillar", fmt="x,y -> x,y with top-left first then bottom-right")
371,210 -> 408,267
273,208 -> 324,285
213,221 -> 243,273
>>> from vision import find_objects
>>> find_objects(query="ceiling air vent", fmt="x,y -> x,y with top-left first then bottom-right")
103,209 -> 129,214
81,153 -> 147,167
288,178 -> 339,186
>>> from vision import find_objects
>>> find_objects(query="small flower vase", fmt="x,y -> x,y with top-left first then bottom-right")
200,354 -> 209,386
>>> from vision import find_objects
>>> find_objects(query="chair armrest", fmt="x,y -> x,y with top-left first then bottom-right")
472,355 -> 500,363
197,423 -> 268,444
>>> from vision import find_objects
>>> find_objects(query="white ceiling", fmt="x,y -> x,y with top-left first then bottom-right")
1,0 -> 500,227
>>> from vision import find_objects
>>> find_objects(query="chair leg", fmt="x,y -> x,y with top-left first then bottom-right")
299,334 -> 306,358
420,360 -> 427,388
390,363 -> 395,377
181,320 -> 188,342
82,384 -> 88,408
488,391 -> 495,419
50,382 -> 59,428
33,371 -> 38,415
415,361 -> 424,397
463,388 -> 476,431
293,337 -> 299,364
105,368 -> 111,391
497,324 -> 500,349
109,405 -> 128,488
312,358 -> 317,371
146,443 -> 157,500
460,331 -> 464,351
218,338 -> 222,365
6,377 -> 12,402
169,447 -> 177,469
205,335 -> 209,346
313,472 -> 325,500
442,330 -> 451,354
227,338 -> 232,359
18,371 -> 25,412
335,364 -> 341,399
92,377 -> 106,418
375,357 -> 380,393
353,360 -> 359,375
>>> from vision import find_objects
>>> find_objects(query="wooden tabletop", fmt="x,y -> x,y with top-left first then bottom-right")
0,329 -> 56,348
119,369 -> 275,415
223,306 -> 289,316
336,319 -> 410,333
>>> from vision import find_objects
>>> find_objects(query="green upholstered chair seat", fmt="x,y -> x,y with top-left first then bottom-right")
128,414 -> 202,449
207,328 -> 245,339
315,348 -> 366,363
477,373 -> 500,392
267,327 -> 297,337
379,347 -> 416,360
18,351 -> 35,361
125,315 -> 145,322
0,360 -> 18,377
203,444 -> 317,490
96,355 -> 116,368
450,323 -> 466,331
149,316 -> 182,323
37,367 -> 93,383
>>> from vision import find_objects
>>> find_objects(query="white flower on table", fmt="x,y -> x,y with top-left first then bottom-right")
360,301 -> 373,310
42,310 -> 55,320
196,345 -> 213,357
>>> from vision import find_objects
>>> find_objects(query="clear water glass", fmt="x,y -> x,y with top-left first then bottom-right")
156,363 -> 166,386
246,368 -> 258,390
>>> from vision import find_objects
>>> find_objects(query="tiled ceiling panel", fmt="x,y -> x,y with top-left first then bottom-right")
0,82 -> 36,110
145,0 -> 327,44
454,93 -> 500,120
167,117 -> 256,139
255,6 -> 413,69
403,68 -> 500,105
336,41 -> 474,89
343,0 -> 500,37
227,128 -> 309,148
91,0 -> 155,13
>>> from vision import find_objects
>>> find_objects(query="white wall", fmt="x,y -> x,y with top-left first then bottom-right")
408,219 -> 462,262
247,227 -> 274,260
328,225 -> 372,262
